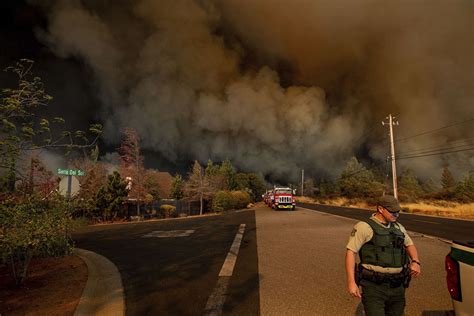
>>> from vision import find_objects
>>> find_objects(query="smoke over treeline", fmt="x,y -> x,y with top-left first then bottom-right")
28,0 -> 473,181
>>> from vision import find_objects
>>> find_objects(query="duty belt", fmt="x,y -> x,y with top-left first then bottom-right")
356,265 -> 411,288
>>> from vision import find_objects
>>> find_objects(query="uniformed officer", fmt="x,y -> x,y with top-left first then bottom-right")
345,195 -> 421,316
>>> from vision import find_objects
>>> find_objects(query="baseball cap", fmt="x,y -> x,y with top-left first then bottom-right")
378,195 -> 401,213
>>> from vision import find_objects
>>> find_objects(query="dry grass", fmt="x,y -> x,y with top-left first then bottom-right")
401,201 -> 474,219
296,196 -> 372,210
297,196 -> 474,220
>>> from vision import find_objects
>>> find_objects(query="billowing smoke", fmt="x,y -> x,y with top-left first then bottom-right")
37,0 -> 473,181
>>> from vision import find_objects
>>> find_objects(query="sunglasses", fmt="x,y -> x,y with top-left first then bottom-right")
379,205 -> 400,217
389,211 -> 400,217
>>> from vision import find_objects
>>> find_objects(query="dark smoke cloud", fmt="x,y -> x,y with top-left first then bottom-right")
36,0 -> 473,181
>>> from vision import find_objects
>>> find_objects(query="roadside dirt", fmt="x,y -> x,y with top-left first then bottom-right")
0,255 -> 87,316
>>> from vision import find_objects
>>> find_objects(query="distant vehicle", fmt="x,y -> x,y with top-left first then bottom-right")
271,187 -> 296,210
445,240 -> 474,316
263,190 -> 273,206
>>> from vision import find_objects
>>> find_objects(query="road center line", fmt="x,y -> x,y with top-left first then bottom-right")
219,224 -> 246,277
413,219 -> 441,225
203,223 -> 246,316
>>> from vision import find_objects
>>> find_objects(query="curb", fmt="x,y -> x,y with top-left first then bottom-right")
88,212 -> 222,227
74,248 -> 125,316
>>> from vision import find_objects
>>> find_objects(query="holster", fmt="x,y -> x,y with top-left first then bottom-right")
402,265 -> 412,288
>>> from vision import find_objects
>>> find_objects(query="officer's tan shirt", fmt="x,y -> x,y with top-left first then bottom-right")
346,214 -> 414,273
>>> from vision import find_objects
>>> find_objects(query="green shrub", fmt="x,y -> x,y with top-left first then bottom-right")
231,191 -> 251,209
212,190 -> 251,211
212,191 -> 233,211
159,204 -> 177,218
0,194 -> 72,285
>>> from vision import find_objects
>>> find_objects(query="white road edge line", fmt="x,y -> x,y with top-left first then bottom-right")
203,223 -> 246,316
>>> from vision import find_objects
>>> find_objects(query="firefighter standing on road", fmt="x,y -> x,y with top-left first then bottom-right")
345,195 -> 421,316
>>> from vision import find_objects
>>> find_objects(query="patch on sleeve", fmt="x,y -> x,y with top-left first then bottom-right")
351,228 -> 357,236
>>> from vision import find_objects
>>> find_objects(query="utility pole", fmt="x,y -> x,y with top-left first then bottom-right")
382,114 -> 399,199
301,169 -> 304,196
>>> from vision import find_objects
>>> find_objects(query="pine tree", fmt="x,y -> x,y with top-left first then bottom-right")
441,166 -> 456,192
171,174 -> 185,200
234,172 -> 266,201
421,178 -> 438,194
205,159 -> 226,190
205,159 -> 220,177
339,157 -> 382,198
220,159 -> 237,190
95,171 -> 129,220
454,171 -> 474,202
399,168 -> 423,199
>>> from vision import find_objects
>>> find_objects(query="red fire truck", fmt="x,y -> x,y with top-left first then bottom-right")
271,187 -> 296,210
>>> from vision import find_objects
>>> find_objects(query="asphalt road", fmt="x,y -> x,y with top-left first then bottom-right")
258,204 -> 452,316
72,203 -> 460,316
73,211 -> 259,316
298,202 -> 474,241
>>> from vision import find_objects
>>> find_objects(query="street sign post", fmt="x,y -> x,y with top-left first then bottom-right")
57,168 -> 85,176
57,168 -> 85,198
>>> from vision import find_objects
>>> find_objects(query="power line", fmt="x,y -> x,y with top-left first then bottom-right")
395,118 -> 474,144
398,138 -> 474,155
397,141 -> 474,157
397,146 -> 474,161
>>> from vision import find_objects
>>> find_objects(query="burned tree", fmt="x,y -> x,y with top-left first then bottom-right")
118,127 -> 145,216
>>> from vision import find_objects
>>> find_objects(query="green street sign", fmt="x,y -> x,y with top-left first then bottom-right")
57,168 -> 85,176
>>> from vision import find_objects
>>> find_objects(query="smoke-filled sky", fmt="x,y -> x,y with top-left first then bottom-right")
2,0 -> 473,182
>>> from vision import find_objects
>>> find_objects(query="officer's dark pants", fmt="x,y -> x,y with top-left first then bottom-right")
361,279 -> 405,316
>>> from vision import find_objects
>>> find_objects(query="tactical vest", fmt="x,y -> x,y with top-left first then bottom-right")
359,218 -> 408,268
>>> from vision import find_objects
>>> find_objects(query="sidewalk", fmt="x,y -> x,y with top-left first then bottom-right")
74,248 -> 125,316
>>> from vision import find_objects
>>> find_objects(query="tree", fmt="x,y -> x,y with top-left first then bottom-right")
205,159 -> 220,177
171,174 -> 185,200
421,178 -> 438,194
0,60 -> 101,285
118,127 -> 145,216
234,172 -> 266,201
0,193 -> 71,285
184,161 -> 212,215
339,157 -> 383,198
0,59 -> 102,192
303,178 -> 317,197
454,171 -> 474,202
143,169 -> 161,201
95,171 -> 129,220
398,168 -> 423,200
16,155 -> 59,198
205,159 -> 226,191
220,159 -> 237,190
73,159 -> 107,217
441,166 -> 456,192
319,178 -> 337,198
